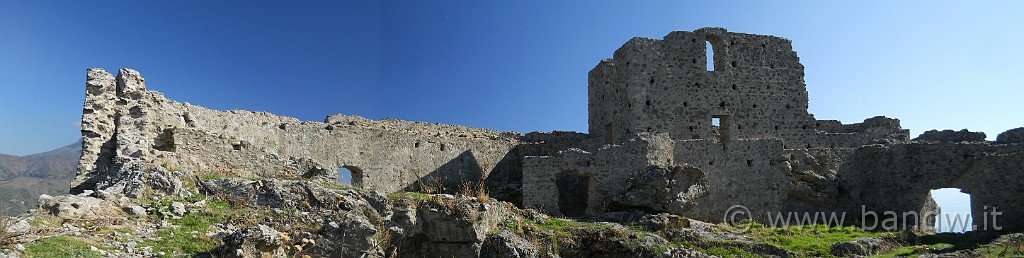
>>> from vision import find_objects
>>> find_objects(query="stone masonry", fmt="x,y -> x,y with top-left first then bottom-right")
75,27 -> 1024,234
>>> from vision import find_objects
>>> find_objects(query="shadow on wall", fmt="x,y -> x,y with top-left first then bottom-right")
404,150 -> 484,194
400,147 -> 526,206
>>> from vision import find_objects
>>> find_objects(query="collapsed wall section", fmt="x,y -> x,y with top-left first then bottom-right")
522,133 -> 675,217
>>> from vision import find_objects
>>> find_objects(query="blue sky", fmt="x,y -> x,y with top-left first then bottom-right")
1,0 -> 1022,158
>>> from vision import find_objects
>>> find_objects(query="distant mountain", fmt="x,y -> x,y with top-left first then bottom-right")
0,140 -> 81,216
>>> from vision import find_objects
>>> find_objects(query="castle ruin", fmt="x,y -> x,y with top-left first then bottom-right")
74,28 -> 1024,233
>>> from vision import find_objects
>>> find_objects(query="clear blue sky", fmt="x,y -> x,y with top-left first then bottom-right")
1,1 -> 1022,156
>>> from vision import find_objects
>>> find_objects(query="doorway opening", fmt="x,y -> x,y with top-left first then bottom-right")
931,188 -> 972,232
556,170 -> 591,217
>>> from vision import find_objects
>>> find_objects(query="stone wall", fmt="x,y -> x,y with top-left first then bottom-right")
845,142 -> 1024,232
74,68 -> 567,195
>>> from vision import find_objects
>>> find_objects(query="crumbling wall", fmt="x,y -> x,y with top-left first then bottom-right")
589,28 -> 815,146
996,127 -> 1024,144
913,129 -> 987,143
845,142 -> 1024,232
75,68 -> 535,194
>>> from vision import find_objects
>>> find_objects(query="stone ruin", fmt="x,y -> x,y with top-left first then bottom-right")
74,27 -> 1024,234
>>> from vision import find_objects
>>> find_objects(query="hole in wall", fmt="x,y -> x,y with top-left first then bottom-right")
338,167 -> 353,184
711,115 -> 730,142
732,84 -> 738,90
338,166 -> 364,187
746,160 -> 753,167
731,61 -> 738,67
154,129 -> 176,152
706,40 -> 715,71
931,188 -> 973,233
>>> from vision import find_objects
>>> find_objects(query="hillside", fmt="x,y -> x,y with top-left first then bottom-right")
0,141 -> 80,216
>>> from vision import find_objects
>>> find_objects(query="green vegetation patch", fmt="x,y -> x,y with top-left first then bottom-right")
24,236 -> 106,258
387,191 -> 433,202
738,222 -> 892,256
141,195 -> 234,257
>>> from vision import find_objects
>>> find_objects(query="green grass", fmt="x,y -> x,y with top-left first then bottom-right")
141,196 -> 233,257
705,245 -> 760,257
198,173 -> 224,181
24,236 -> 106,258
659,222 -> 895,257
735,222 -> 892,256
878,243 -> 954,257
875,232 -> 1013,257
976,241 -> 1024,257
496,217 -> 620,255
387,191 -> 433,202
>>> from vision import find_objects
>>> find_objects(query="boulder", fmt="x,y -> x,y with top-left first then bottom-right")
123,206 -> 147,217
37,194 -> 124,220
480,231 -> 540,258
830,237 -> 889,257
5,219 -> 30,233
220,224 -> 286,258
170,202 -> 186,217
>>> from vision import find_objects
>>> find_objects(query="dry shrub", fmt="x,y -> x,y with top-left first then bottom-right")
0,216 -> 12,245
459,179 -> 490,203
